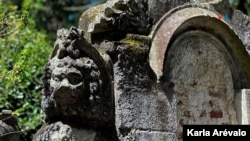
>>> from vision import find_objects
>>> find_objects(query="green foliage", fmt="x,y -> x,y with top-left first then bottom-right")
230,0 -> 250,15
0,1 -> 107,138
0,0 -> 52,134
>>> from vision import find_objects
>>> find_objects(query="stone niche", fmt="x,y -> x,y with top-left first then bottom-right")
150,2 -> 250,140
33,0 -> 250,141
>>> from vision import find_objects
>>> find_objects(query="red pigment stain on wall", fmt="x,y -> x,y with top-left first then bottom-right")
209,110 -> 223,118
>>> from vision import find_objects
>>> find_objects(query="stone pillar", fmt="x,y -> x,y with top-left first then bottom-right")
241,89 -> 250,124
102,34 -> 177,141
235,89 -> 250,124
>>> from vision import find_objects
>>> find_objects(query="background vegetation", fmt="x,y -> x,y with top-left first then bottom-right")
0,0 -> 106,140
230,0 -> 250,15
0,1 -> 52,140
0,0 -> 249,140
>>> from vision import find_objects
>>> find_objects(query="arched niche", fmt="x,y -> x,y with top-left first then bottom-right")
149,4 -> 250,85
149,4 -> 250,140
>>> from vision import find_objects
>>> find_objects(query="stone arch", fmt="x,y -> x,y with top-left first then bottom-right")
149,4 -> 219,81
164,16 -> 250,90
149,4 -> 250,140
149,4 -> 250,86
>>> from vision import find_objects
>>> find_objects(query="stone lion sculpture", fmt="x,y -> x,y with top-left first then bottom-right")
41,27 -> 113,127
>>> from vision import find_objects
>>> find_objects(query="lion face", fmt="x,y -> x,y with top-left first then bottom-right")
50,63 -> 85,105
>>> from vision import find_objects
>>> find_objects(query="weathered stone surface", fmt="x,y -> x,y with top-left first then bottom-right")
149,4 -> 250,85
231,10 -> 250,55
79,0 -> 151,43
149,2 -> 250,141
148,0 -> 189,25
100,34 -> 177,140
35,27 -> 117,140
148,0 -> 232,27
35,1 -> 250,141
0,110 -> 20,141
33,122 -> 74,141
33,121 -> 116,141
150,4 -> 218,80
41,27 -> 114,127
79,4 -> 106,42
134,130 -> 177,141
117,129 -> 177,141
163,31 -> 238,139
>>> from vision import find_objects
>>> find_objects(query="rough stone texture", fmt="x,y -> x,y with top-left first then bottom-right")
35,0 -> 250,141
103,35 -> 175,140
79,0 -> 151,43
149,2 -> 250,140
41,27 -> 114,127
33,122 -> 74,141
79,4 -> 106,42
147,0 -> 189,25
100,34 -> 177,140
149,4 -> 219,80
33,121 -> 116,141
34,27 -> 117,141
163,31 -> 238,139
134,130 -> 176,141
0,110 -> 20,141
230,10 -> 250,55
